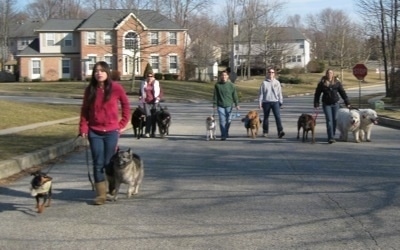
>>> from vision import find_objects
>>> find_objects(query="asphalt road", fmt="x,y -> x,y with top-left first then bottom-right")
0,86 -> 399,249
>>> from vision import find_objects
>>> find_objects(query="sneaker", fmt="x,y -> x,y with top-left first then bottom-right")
328,139 -> 336,144
263,133 -> 268,137
144,133 -> 150,138
220,137 -> 226,141
278,131 -> 285,138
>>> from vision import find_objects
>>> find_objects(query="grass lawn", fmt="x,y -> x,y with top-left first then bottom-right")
0,69 -> 397,161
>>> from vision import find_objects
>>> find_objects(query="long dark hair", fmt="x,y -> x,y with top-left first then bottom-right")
86,61 -> 113,105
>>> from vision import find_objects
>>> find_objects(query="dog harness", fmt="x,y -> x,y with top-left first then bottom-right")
30,181 -> 52,197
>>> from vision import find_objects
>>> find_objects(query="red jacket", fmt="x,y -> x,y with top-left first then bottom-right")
79,82 -> 131,134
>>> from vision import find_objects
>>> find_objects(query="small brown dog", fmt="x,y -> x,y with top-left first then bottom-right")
30,171 -> 52,213
242,110 -> 261,138
297,113 -> 316,143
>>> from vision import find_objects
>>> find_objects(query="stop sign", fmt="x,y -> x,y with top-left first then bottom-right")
353,64 -> 368,80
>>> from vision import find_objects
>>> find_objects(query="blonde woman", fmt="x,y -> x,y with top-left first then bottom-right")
314,69 -> 351,144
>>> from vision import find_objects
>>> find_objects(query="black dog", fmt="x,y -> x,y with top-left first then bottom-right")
131,106 -> 146,139
155,106 -> 171,138
30,171 -> 52,213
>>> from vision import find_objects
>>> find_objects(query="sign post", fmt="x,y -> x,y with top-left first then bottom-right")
352,64 -> 368,107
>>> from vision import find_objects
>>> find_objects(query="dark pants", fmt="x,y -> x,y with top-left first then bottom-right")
88,129 -> 119,182
143,103 -> 157,135
262,102 -> 283,135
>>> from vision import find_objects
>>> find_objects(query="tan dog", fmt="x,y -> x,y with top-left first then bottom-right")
242,110 -> 261,138
296,113 -> 316,143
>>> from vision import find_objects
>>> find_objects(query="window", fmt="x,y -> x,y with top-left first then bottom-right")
105,55 -> 113,69
300,44 -> 304,49
125,32 -> 138,50
64,33 -> 73,47
150,32 -> 158,45
297,55 -> 302,62
62,59 -> 70,74
169,32 -> 177,45
32,60 -> 41,74
88,56 -> 96,70
46,33 -> 55,46
87,32 -> 96,45
150,56 -> 159,72
105,31 -> 112,45
169,55 -> 178,73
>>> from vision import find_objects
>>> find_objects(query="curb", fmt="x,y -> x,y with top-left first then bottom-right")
0,137 -> 85,179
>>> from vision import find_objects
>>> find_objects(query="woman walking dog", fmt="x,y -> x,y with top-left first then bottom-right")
79,61 -> 131,205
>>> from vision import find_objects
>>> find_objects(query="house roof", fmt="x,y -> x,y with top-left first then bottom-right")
240,26 -> 309,42
9,20 -> 44,38
77,9 -> 185,31
35,19 -> 85,32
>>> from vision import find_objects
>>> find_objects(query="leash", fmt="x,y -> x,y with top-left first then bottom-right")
313,108 -> 319,121
84,137 -> 95,191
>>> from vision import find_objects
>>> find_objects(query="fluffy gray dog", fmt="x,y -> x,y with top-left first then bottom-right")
110,148 -> 144,201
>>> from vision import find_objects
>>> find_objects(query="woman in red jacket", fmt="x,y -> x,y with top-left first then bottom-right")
79,61 -> 131,205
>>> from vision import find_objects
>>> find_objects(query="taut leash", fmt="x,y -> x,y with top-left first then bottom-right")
83,137 -> 95,191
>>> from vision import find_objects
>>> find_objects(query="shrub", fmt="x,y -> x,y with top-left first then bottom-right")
278,76 -> 290,83
164,73 -> 174,80
155,73 -> 163,80
307,60 -> 325,73
32,78 -> 42,82
289,77 -> 303,84
279,68 -> 291,75
58,78 -> 72,82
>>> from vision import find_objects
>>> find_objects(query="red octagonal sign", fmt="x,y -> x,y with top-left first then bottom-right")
353,64 -> 368,80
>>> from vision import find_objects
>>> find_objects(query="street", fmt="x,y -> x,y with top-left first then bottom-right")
0,85 -> 399,249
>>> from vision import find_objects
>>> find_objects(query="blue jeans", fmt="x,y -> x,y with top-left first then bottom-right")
262,102 -> 283,135
88,129 -> 119,183
217,106 -> 233,139
322,103 -> 339,140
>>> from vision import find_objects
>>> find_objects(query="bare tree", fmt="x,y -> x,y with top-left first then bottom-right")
0,0 -> 17,70
356,0 -> 399,98
25,0 -> 89,20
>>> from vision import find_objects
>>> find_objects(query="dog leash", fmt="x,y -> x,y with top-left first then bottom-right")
84,137 -> 95,191
313,108 -> 319,121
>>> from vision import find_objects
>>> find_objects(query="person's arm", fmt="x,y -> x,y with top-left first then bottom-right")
118,85 -> 131,130
277,80 -> 283,106
338,82 -> 351,107
79,88 -> 90,137
258,82 -> 264,109
153,80 -> 161,102
314,82 -> 322,108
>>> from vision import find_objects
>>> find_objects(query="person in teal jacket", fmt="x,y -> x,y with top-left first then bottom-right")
213,70 -> 240,140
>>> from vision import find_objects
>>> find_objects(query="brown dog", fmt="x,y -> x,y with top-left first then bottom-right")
242,110 -> 261,138
297,113 -> 316,143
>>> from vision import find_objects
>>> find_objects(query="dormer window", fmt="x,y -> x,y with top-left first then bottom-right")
46,33 -> 55,46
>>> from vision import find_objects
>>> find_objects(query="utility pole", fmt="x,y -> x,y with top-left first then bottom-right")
230,23 -> 239,74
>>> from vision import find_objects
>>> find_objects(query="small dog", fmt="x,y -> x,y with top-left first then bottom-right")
110,148 -> 144,201
296,113 -> 316,143
156,106 -> 171,138
206,116 -> 216,140
242,110 -> 261,138
131,106 -> 146,139
30,171 -> 52,213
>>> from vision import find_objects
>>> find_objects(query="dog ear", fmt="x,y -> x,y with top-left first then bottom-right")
127,148 -> 131,154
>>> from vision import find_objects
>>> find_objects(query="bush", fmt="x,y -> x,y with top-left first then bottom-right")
155,73 -> 163,80
58,78 -> 72,82
289,77 -> 303,84
163,73 -> 179,80
278,76 -> 291,83
279,68 -> 291,75
32,78 -> 42,82
307,60 -> 325,73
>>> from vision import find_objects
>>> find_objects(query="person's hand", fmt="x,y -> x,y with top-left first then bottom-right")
236,106 -> 240,110
347,104 -> 351,108
80,133 -> 88,139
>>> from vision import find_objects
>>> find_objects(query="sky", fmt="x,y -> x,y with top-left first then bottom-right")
17,0 -> 359,22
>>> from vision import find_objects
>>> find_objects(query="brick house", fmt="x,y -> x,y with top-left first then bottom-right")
17,9 -> 187,81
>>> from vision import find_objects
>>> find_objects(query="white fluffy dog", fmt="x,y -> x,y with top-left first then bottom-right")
205,116 -> 216,140
358,108 -> 378,142
336,108 -> 361,143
